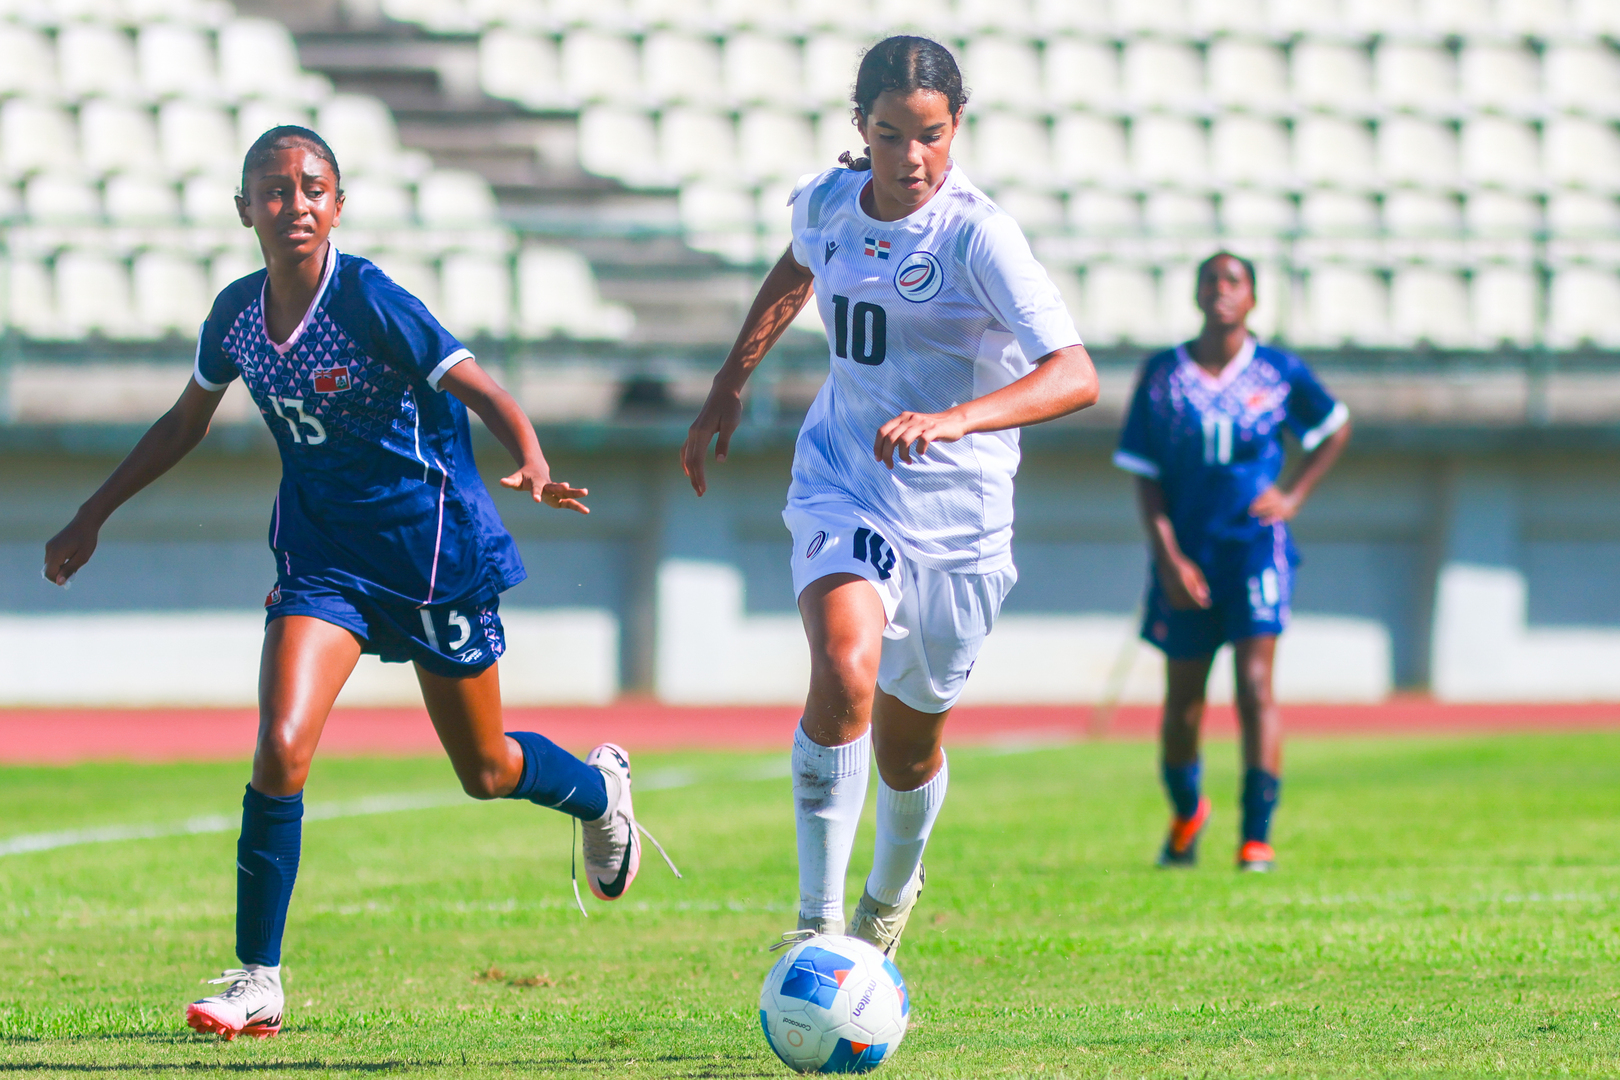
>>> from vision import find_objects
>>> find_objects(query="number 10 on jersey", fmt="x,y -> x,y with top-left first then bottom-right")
831,295 -> 887,366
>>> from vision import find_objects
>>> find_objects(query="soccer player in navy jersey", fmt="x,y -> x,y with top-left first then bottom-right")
42,127 -> 673,1039
1113,253 -> 1351,872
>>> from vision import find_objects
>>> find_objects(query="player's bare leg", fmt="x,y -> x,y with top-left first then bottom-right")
415,662 -> 522,799
1233,636 -> 1282,871
189,616 -> 361,1039
1158,654 -> 1217,867
794,574 -> 884,936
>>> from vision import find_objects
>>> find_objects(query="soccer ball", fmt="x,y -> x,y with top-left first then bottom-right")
759,934 -> 909,1073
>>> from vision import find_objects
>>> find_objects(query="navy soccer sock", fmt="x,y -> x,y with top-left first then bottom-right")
503,731 -> 609,821
235,785 -> 304,967
1241,767 -> 1281,843
1161,759 -> 1203,820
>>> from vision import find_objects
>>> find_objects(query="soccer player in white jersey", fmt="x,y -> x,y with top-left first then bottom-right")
682,37 -> 1099,955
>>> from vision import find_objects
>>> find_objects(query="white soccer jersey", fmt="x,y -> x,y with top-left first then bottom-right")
785,164 -> 1082,574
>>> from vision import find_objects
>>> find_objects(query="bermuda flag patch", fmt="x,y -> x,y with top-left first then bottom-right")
863,237 -> 891,259
312,366 -> 351,393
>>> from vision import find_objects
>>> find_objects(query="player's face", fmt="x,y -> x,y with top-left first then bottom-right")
236,146 -> 343,265
856,89 -> 960,219
1196,256 -> 1256,330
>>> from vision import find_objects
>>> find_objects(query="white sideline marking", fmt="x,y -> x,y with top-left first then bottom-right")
0,759 -> 792,860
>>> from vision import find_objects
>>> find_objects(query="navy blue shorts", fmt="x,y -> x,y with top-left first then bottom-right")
265,578 -> 505,679
1141,528 -> 1295,660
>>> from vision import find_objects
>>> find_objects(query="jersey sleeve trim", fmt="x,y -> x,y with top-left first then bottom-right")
191,323 -> 233,391
1300,401 -> 1349,451
1112,449 -> 1161,479
426,347 -> 474,391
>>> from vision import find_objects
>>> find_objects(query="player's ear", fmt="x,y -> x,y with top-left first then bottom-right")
332,188 -> 343,228
235,192 -> 252,228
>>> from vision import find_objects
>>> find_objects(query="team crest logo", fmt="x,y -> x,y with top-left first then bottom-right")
313,366 -> 351,393
265,585 -> 281,607
893,251 -> 942,303
805,530 -> 828,559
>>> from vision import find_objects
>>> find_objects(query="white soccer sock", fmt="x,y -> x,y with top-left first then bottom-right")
793,724 -> 870,923
865,754 -> 948,908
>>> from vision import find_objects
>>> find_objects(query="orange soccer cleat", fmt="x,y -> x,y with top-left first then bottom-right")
1156,796 -> 1212,867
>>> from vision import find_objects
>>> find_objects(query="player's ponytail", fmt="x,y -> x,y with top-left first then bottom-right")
842,35 -> 969,171
240,125 -> 344,201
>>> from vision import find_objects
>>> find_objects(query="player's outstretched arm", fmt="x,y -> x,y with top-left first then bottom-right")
1248,420 -> 1353,526
440,358 -> 588,515
873,344 -> 1099,467
682,247 -> 815,496
1135,476 -> 1211,611
43,377 -> 225,585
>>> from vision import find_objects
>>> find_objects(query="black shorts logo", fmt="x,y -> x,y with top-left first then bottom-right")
805,530 -> 828,559
852,527 -> 896,581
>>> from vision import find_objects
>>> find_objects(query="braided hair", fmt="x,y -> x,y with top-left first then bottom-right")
839,36 -> 969,172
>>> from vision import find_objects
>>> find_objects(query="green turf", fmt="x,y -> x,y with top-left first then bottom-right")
1,732 -> 1618,1078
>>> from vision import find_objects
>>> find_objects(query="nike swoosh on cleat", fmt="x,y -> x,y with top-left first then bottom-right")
595,825 -> 634,898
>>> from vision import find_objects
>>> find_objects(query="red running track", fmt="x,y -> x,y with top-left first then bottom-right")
1,699 -> 1618,764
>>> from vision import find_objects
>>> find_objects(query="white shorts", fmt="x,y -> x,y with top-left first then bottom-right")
784,499 -> 1017,714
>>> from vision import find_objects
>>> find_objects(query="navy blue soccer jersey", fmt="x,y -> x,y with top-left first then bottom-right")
193,246 -> 524,608
1113,338 -> 1347,560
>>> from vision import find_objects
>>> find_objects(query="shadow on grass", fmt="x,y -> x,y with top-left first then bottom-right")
0,1066 -> 417,1074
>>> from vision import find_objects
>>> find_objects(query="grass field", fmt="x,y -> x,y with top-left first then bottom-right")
1,732 -> 1618,1078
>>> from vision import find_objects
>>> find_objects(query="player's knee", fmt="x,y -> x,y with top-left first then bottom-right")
253,735 -> 312,794
1234,667 -> 1274,709
456,764 -> 506,800
808,636 -> 879,701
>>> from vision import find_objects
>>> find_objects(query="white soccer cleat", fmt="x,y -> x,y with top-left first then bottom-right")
581,743 -> 643,901
185,967 -> 284,1040
849,863 -> 924,958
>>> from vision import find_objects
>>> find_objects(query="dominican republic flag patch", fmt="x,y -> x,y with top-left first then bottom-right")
863,237 -> 891,259
312,366 -> 351,393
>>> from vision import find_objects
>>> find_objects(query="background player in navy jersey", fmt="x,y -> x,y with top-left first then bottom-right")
1114,252 -> 1351,873
41,127 -> 672,1040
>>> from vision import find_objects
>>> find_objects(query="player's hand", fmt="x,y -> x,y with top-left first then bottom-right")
873,409 -> 970,469
43,515 -> 101,586
1158,555 -> 1211,610
682,383 -> 744,497
501,468 -> 590,514
1248,485 -> 1300,525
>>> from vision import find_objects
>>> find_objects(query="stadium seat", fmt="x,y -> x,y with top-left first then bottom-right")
57,23 -> 141,101
550,0 -> 633,28
1573,0 -> 1620,33
803,34 -> 865,107
643,33 -> 725,106
1145,190 -> 1216,235
1131,114 -> 1207,182
208,245 -> 260,297
217,19 -> 328,103
137,23 -> 218,100
1385,190 -> 1461,235
1374,42 -> 1455,108
1052,112 -> 1129,183
1082,262 -> 1159,344
1549,266 -> 1620,348
416,169 -> 501,227
1458,41 -> 1539,109
756,177 -> 795,249
1466,190 -> 1539,236
182,171 -> 241,225
1210,116 -> 1290,185
382,0 -> 481,34
7,257 -> 60,340
814,110 -> 865,171
993,186 -> 1065,232
712,0 -> 797,29
872,0 -> 953,31
973,112 -> 1050,183
159,100 -> 234,175
1546,191 -> 1620,237
1043,36 -> 1120,107
132,249 -> 208,333
1206,39 -> 1289,108
80,99 -> 159,176
24,172 -> 99,223
1300,190 -> 1379,235
1031,0 -> 1108,31
1300,265 -> 1390,347
1418,0 -> 1490,33
1157,258 -> 1203,340
1,100 -> 77,176
518,245 -> 634,340
363,250 -> 440,312
1544,43 -> 1620,113
1121,40 -> 1204,106
1391,265 -> 1471,347
1379,117 -> 1459,187
794,0 -> 875,32
1294,115 -> 1376,186
318,95 -> 421,178
660,108 -> 738,181
1494,0 -> 1572,36
1221,190 -> 1295,235
0,25 -> 57,98
104,172 -> 181,224
1191,0 -> 1270,32
1268,0 -> 1342,32
724,33 -> 802,106
561,32 -> 639,105
578,107 -> 662,186
1292,41 -> 1374,109
678,179 -> 758,263
1346,0 -> 1423,33
57,250 -> 148,339
1067,188 -> 1140,234
1114,0 -> 1192,32
737,108 -> 817,181
468,0 -> 552,28
339,175 -> 414,227
958,0 -> 1036,31
1543,117 -> 1620,188
1471,264 -> 1537,346
479,30 -> 566,110
1459,117 -> 1540,187
964,37 -> 1041,108
439,251 -> 513,337
236,100 -> 316,156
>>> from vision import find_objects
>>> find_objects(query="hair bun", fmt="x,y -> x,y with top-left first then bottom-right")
838,149 -> 873,172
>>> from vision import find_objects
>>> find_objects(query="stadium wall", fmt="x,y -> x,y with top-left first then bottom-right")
6,425 -> 1620,706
